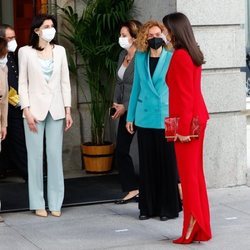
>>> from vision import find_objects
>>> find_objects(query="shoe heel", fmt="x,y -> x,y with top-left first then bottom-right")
173,222 -> 199,244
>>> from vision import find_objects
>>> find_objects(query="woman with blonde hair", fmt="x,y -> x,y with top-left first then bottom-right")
126,20 -> 181,220
0,36 -> 9,222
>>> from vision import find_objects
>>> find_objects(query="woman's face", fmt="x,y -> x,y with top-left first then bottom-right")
35,19 -> 56,43
35,19 -> 54,36
120,26 -> 133,44
147,26 -> 162,40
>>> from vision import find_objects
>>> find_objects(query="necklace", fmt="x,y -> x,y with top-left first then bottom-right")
125,55 -> 132,64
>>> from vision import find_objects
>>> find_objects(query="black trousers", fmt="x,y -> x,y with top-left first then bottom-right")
0,107 -> 28,180
115,112 -> 138,192
137,127 -> 181,218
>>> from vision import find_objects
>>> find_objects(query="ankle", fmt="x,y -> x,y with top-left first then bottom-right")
185,220 -> 197,239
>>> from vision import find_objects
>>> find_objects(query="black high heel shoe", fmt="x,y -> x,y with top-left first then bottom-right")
115,194 -> 139,204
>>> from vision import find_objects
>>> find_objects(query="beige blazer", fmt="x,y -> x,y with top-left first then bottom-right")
0,65 -> 8,132
18,45 -> 71,121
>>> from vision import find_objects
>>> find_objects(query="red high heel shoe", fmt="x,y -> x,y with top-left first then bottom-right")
173,222 -> 200,244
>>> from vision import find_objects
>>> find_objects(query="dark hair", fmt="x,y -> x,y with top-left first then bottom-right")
0,37 -> 8,58
29,14 -> 57,51
0,24 -> 14,38
162,12 -> 204,66
120,20 -> 142,39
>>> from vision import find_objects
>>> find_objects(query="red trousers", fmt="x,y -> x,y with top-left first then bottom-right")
174,125 -> 212,241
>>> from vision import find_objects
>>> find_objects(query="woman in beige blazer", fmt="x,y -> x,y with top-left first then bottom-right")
0,36 -> 9,222
18,14 -> 73,217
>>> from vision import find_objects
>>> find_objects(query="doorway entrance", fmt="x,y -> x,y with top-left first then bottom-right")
0,0 -> 48,46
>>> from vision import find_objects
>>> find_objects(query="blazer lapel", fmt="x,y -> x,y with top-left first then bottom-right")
32,48 -> 53,88
152,48 -> 167,83
117,50 -> 134,81
152,48 -> 171,94
32,45 -> 58,88
123,56 -> 134,80
47,45 -> 58,86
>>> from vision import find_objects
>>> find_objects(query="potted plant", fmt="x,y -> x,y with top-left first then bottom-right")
58,0 -> 135,172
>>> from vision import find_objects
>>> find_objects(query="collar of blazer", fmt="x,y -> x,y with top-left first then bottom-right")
31,45 -> 60,87
117,49 -> 135,80
145,47 -> 172,97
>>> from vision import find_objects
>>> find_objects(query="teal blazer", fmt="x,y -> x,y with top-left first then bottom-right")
127,48 -> 172,129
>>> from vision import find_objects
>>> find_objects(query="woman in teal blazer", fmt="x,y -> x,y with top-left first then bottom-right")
126,20 -> 181,220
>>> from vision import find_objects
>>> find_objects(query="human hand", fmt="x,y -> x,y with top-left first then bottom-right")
0,127 -> 7,140
24,109 -> 38,133
175,134 -> 191,143
126,122 -> 134,134
112,103 -> 125,119
65,113 -> 73,132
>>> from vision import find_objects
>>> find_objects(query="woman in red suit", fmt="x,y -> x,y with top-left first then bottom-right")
163,13 -> 212,244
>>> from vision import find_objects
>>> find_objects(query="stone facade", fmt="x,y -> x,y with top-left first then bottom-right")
179,0 -> 246,188
58,0 -> 247,188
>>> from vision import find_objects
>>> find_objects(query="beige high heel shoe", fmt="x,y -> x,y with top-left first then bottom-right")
35,209 -> 48,217
51,211 -> 61,217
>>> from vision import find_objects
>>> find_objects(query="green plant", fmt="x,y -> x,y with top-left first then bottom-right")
58,0 -> 135,144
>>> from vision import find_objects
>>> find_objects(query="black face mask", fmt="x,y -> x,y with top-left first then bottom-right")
147,37 -> 163,50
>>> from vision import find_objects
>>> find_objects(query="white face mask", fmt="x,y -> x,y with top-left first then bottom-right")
119,37 -> 132,50
0,56 -> 7,68
41,27 -> 56,42
159,33 -> 170,46
8,39 -> 18,52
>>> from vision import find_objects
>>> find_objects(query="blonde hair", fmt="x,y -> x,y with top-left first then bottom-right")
136,20 -> 169,52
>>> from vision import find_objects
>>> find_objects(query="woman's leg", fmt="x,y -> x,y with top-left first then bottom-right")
116,113 -> 138,198
154,129 -> 181,218
174,125 -> 211,243
45,113 -> 64,212
137,127 -> 158,217
24,118 -> 45,210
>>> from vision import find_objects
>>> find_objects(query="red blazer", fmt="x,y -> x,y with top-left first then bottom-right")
166,49 -> 209,136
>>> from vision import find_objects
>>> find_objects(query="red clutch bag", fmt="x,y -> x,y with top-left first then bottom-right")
164,116 -> 200,142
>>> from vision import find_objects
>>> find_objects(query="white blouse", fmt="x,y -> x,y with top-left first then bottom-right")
38,58 -> 54,82
117,64 -> 126,80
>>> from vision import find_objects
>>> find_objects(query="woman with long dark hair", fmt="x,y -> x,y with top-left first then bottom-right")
18,14 -> 73,217
163,12 -> 212,244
